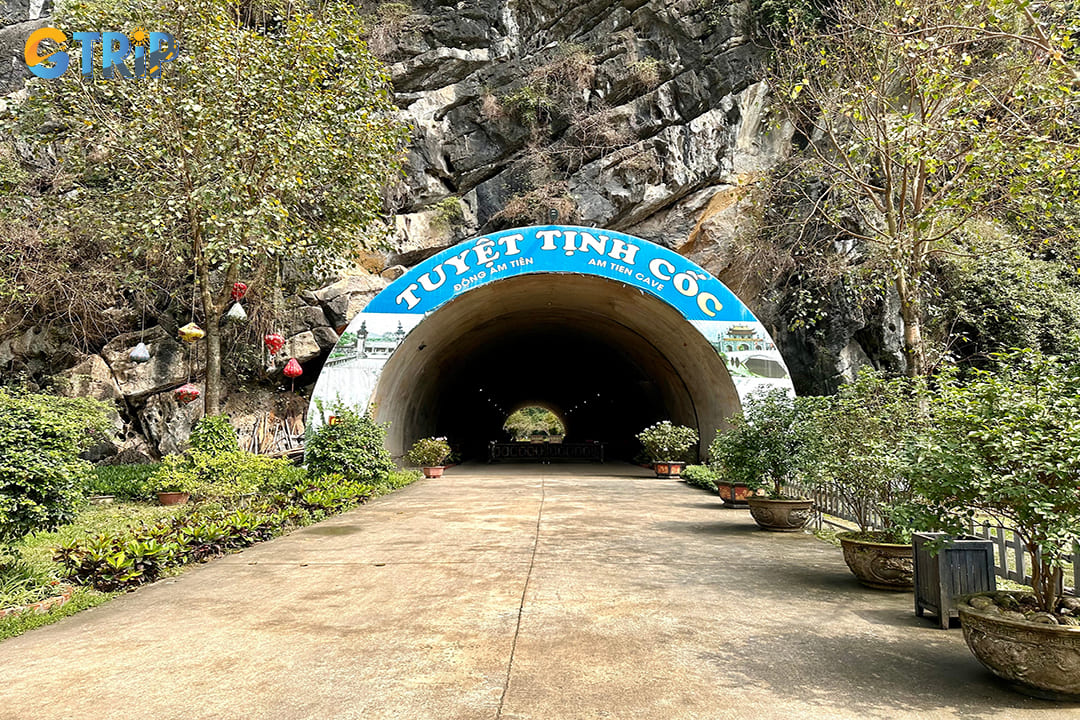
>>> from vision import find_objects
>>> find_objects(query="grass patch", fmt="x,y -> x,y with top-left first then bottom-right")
0,587 -> 114,642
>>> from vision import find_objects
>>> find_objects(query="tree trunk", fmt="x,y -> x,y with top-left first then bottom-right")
197,260 -> 223,417
894,265 -> 926,377
203,308 -> 223,416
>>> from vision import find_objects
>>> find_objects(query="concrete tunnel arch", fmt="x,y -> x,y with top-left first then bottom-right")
308,225 -> 795,461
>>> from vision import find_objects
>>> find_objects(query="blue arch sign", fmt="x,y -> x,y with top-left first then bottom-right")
310,225 -> 794,421
369,225 -> 755,321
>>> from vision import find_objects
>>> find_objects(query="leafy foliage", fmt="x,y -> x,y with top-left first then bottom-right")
905,350 -> 1080,613
6,0 -> 406,413
405,437 -> 451,467
766,0 -> 1080,375
150,451 -> 302,500
805,369 -> 927,541
636,421 -> 698,462
188,416 -> 240,455
682,464 -> 719,493
54,466 -> 420,592
708,389 -> 819,498
503,406 -> 565,440
0,391 -> 111,545
87,464 -> 161,501
306,404 -> 394,483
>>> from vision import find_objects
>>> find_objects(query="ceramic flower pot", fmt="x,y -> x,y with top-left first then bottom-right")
838,531 -> 914,591
746,497 -> 814,532
422,466 -> 445,478
157,491 -> 189,506
653,461 -> 685,478
958,592 -> 1080,700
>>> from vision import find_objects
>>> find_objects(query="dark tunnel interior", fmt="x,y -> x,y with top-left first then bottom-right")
372,274 -> 742,462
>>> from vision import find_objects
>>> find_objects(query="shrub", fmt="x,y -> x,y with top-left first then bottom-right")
305,404 -> 394,483
806,369 -> 926,541
709,389 -> 820,498
405,437 -> 450,467
87,464 -> 160,500
682,465 -> 718,493
636,421 -> 698,462
150,451 -> 301,500
0,390 -> 111,545
188,415 -> 239,454
906,350 -> 1080,613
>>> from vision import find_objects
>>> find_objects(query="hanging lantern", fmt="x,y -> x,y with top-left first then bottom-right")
264,333 -> 285,355
230,282 -> 248,301
178,323 -> 205,342
283,358 -> 303,379
129,342 -> 151,364
174,383 -> 201,404
225,302 -> 248,323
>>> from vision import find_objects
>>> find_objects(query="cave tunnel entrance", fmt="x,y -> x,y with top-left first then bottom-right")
371,274 -> 739,461
308,225 -> 795,465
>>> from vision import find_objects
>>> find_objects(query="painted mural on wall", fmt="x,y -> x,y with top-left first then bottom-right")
309,226 -> 794,422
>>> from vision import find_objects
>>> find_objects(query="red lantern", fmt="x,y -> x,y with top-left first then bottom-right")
230,282 -> 248,301
283,358 -> 303,379
264,333 -> 285,355
175,383 -> 201,404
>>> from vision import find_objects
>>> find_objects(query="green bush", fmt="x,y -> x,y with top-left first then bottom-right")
150,451 -> 302,501
805,369 -> 926,541
87,464 -> 160,500
682,465 -> 718,493
0,390 -> 112,544
405,437 -> 450,467
636,421 -> 698,462
188,415 -> 239,454
906,350 -> 1080,613
305,404 -> 394,483
708,389 -> 820,498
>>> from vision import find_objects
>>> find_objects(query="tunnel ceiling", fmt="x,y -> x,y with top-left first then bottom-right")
308,225 -> 795,461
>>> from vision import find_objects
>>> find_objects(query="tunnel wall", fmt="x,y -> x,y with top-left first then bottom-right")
308,225 -> 795,458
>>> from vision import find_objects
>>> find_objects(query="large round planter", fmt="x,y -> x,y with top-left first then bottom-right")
653,461 -> 685,478
747,497 -> 814,532
715,482 -> 752,507
422,466 -> 445,478
837,531 -> 914,591
958,593 -> 1080,700
157,491 -> 189,506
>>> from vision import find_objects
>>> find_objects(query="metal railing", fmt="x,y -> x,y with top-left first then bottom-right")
786,481 -> 1079,595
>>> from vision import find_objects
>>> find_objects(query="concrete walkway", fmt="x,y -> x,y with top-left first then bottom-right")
1,464 -> 1076,719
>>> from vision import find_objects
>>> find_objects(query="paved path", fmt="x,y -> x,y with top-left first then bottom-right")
1,464 -> 1076,719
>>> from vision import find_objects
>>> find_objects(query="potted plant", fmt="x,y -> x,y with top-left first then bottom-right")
710,389 -> 818,530
406,437 -> 451,478
812,369 -> 926,589
908,350 -> 1080,699
636,421 -> 698,478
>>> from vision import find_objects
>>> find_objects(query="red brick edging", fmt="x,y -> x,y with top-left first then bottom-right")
0,584 -> 75,618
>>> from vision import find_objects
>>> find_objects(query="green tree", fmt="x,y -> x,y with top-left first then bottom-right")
9,0 -> 405,413
766,0 -> 1080,375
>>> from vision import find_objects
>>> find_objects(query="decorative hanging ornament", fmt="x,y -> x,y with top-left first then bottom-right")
178,323 -> 205,343
225,302 -> 248,324
174,383 -> 201,404
283,358 -> 303,379
230,282 -> 248,301
264,333 -> 285,355
129,342 -> 151,364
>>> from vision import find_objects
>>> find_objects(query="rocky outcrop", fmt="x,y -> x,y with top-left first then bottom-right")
100,327 -> 202,401
0,0 -> 50,92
